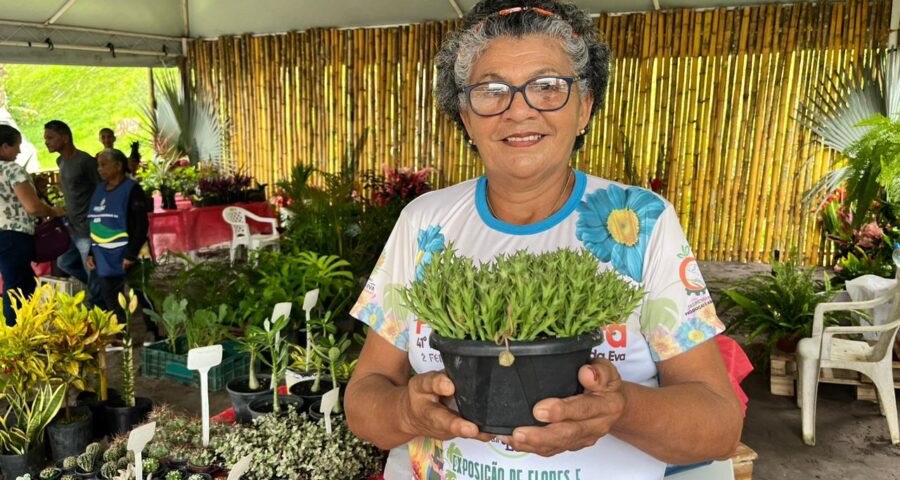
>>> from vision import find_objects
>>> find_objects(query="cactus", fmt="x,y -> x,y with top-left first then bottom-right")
62,457 -> 78,470
61,476 -> 77,480
116,457 -> 130,470
76,452 -> 96,473
85,442 -> 103,459
102,447 -> 119,463
100,462 -> 119,480
39,467 -> 60,480
164,471 -> 183,480
147,442 -> 168,460
143,458 -> 160,474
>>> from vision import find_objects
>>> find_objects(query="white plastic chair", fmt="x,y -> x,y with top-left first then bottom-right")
222,206 -> 279,264
796,280 -> 900,446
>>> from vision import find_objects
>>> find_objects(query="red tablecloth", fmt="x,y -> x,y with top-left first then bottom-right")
148,201 -> 276,259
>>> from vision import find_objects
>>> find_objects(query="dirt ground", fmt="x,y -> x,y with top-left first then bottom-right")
119,260 -> 900,480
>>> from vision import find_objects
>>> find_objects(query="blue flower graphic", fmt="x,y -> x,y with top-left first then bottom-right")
576,184 -> 665,282
415,225 -> 445,281
674,317 -> 717,350
358,303 -> 386,330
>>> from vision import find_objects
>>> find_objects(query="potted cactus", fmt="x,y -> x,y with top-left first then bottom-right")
39,467 -> 62,480
74,451 -> 98,478
142,458 -> 161,478
98,461 -> 119,480
186,448 -> 216,474
165,471 -> 184,480
187,474 -> 211,480
61,475 -> 77,480
60,457 -> 78,475
401,247 -> 643,434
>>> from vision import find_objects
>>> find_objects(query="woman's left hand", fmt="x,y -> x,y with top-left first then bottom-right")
123,258 -> 135,270
499,359 -> 627,457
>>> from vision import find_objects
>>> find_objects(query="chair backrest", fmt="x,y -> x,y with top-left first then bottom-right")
222,207 -> 251,240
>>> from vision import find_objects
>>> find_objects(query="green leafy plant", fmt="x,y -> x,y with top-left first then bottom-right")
185,304 -> 229,350
721,254 -> 849,351
0,384 -> 66,455
402,247 -> 643,343
309,333 -> 354,409
246,313 -> 291,414
143,295 -> 188,353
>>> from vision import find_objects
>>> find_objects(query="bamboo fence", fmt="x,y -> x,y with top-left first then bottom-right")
188,0 -> 891,264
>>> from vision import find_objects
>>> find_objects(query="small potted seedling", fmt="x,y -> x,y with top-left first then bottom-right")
98,462 -> 118,480
39,467 -> 62,480
60,457 -> 78,475
142,458 -> 161,478
402,247 -> 643,434
246,314 -> 303,418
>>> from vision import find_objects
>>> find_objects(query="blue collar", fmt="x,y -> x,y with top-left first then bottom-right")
475,169 -> 586,236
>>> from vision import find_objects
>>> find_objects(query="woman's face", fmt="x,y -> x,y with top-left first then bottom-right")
0,137 -> 21,162
97,155 -> 123,182
460,34 -> 593,182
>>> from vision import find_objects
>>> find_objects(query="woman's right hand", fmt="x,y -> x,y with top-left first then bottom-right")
86,256 -> 96,271
50,205 -> 66,217
400,371 -> 494,442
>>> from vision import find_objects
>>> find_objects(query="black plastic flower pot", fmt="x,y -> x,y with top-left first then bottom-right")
104,396 -> 153,435
287,377 -> 334,406
0,442 -> 46,479
247,395 -> 304,420
76,389 -> 121,439
47,407 -> 93,461
430,332 -> 601,435
40,467 -> 63,480
226,375 -> 273,424
76,468 -> 99,479
307,399 -> 345,422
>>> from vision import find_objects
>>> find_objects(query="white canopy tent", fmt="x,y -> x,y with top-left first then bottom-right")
0,0 -> 858,68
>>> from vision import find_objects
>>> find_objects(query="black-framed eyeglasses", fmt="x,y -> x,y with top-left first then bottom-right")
463,76 -> 579,117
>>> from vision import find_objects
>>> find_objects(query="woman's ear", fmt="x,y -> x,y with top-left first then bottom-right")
578,90 -> 594,133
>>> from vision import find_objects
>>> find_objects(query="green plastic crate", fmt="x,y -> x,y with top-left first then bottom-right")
140,339 -> 251,391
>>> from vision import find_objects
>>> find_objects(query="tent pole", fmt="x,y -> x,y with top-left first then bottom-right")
45,0 -> 79,25
0,39 -> 175,58
0,19 -> 182,42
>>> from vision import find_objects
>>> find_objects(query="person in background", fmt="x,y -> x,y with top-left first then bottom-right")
86,148 -> 149,323
96,127 -> 116,158
45,119 -> 105,308
0,125 -> 65,325
127,141 -> 142,178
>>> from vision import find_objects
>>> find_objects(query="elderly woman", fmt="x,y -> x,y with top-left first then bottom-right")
86,148 -> 149,321
345,0 -> 743,478
0,125 -> 65,325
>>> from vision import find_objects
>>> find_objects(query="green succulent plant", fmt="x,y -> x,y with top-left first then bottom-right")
61,475 -> 77,480
116,457 -> 130,470
85,442 -> 103,459
100,462 -> 119,480
402,246 -> 644,344
165,471 -> 184,480
76,452 -> 96,473
39,467 -> 60,480
147,442 -> 168,459
143,457 -> 160,473
189,447 -> 216,467
62,457 -> 78,470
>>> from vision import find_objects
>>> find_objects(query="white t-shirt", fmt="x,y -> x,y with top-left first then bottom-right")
352,170 -> 724,480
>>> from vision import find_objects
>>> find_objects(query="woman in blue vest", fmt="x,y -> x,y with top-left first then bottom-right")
86,148 -> 149,321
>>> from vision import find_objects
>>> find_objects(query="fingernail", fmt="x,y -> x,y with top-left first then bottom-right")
514,431 -> 526,443
534,408 -> 549,421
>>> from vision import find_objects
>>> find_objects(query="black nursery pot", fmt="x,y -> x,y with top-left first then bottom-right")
0,442 -> 45,479
287,377 -> 335,406
47,407 -> 93,461
307,399 -> 345,422
430,332 -> 601,435
247,395 -> 303,420
226,375 -> 273,424
76,389 -> 121,439
104,396 -> 153,435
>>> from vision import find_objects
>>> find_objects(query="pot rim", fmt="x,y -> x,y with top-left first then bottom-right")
429,331 -> 602,357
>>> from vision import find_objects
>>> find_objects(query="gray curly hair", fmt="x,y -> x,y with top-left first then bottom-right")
434,0 -> 612,152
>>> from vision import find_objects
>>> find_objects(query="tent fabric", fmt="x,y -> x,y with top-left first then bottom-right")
0,0 -> 802,67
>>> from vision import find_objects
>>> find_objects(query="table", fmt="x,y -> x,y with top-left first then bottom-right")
148,200 -> 277,259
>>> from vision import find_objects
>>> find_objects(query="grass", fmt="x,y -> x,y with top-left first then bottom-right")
1,64 -> 163,169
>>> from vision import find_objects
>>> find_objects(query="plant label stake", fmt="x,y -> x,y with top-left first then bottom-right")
321,386 -> 340,434
227,455 -> 253,480
303,289 -> 319,368
188,344 -> 224,447
127,422 -> 156,480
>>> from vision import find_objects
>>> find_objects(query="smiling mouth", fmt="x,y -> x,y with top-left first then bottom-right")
503,134 -> 544,145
